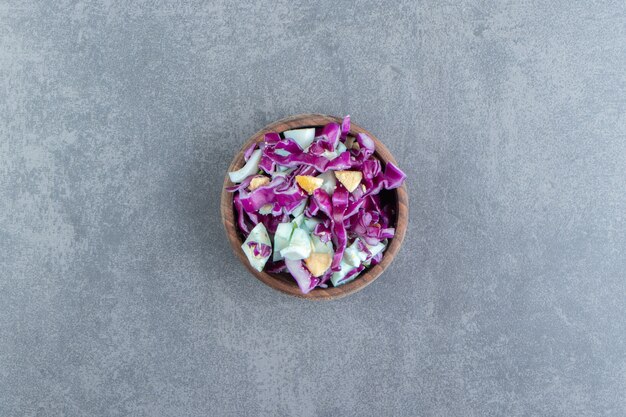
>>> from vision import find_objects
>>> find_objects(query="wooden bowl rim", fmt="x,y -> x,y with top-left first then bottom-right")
220,114 -> 409,300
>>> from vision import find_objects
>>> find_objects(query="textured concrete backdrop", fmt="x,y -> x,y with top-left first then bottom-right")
1,1 -> 625,416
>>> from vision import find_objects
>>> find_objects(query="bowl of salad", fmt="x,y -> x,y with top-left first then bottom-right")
220,114 -> 408,300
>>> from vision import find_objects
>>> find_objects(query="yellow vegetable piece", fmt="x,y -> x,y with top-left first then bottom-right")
334,171 -> 363,193
249,175 -> 270,191
295,175 -> 323,195
304,252 -> 333,277
258,203 -> 273,214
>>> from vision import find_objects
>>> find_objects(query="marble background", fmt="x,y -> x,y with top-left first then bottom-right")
1,1 -> 625,416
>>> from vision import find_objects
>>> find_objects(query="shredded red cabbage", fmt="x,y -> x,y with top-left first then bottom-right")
369,251 -> 383,266
317,122 -> 340,152
285,259 -> 320,294
243,142 -> 258,161
330,185 -> 349,271
341,116 -> 350,140
248,241 -> 272,258
227,116 -> 406,293
265,260 -> 287,274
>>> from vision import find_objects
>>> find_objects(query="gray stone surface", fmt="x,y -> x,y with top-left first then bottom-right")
1,1 -> 625,415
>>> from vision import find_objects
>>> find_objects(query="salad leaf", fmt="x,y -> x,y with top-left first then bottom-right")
264,132 -> 281,144
280,227 -> 311,260
302,217 -> 321,233
382,162 -> 407,189
340,115 -> 350,140
283,128 -> 315,150
273,222 -> 294,261
317,170 -> 336,196
355,133 -> 375,157
317,122 -> 341,152
241,223 -> 272,271
330,185 -> 349,271
229,149 -> 263,183
285,259 -> 320,294
330,261 -> 356,286
243,142 -> 260,161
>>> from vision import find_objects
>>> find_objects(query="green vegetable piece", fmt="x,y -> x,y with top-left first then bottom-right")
241,223 -> 272,271
228,149 -> 262,183
317,170 -> 336,196
283,128 -> 315,150
310,234 -> 333,255
291,200 -> 307,219
302,217 -> 321,233
330,261 -> 357,286
272,222 -> 294,262
280,228 -> 311,260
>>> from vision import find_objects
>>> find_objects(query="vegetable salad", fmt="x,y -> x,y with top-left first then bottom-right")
227,116 -> 406,293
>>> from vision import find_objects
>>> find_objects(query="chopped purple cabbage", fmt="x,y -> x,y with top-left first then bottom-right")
227,116 -> 406,293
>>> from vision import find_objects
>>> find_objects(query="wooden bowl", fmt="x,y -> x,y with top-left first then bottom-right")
220,114 -> 408,300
